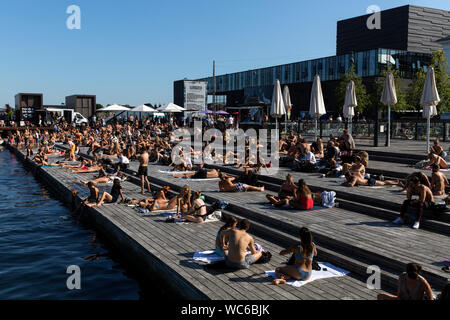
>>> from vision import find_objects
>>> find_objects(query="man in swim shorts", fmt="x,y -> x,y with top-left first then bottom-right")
220,219 -> 262,269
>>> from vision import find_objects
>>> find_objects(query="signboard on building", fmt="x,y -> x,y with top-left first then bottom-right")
184,81 -> 207,110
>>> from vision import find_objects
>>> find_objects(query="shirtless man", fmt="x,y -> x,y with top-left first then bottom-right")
218,173 -> 264,193
393,176 -> 434,229
73,182 -> 99,215
137,149 -> 151,195
431,164 -> 448,196
220,219 -> 262,269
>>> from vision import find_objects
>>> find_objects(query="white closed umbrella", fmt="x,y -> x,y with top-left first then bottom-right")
309,75 -> 326,140
380,73 -> 397,147
283,85 -> 292,137
421,66 -> 440,153
343,80 -> 357,135
270,79 -> 286,135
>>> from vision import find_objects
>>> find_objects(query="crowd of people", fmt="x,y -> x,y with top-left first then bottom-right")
4,114 -> 449,300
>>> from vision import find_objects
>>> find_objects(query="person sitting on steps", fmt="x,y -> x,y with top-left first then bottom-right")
272,227 -> 317,285
220,219 -> 262,269
393,176 -> 434,229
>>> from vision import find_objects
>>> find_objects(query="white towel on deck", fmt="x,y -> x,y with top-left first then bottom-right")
265,263 -> 349,287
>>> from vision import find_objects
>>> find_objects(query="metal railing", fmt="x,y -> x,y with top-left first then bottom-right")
268,120 -> 450,142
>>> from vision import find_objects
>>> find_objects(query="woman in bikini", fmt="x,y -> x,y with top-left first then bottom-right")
182,191 -> 208,223
290,179 -> 314,210
273,227 -> 318,285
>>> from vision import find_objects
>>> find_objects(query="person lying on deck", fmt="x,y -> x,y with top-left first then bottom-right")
431,164 -> 448,196
218,172 -> 264,193
220,219 -> 262,269
88,178 -> 125,207
272,227 -> 317,285
342,173 -> 400,188
215,216 -> 238,257
81,172 -> 125,186
70,161 -> 102,174
172,162 -> 219,179
393,176 -> 434,229
377,263 -> 434,300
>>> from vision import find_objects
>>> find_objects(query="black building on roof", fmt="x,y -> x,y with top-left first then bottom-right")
175,5 -> 448,118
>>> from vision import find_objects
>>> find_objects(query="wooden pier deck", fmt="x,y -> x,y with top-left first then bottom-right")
7,145 -> 388,300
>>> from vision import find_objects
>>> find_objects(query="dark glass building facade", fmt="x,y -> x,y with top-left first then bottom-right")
176,5 -> 448,118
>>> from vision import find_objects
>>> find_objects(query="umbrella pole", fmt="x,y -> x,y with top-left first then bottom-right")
386,105 -> 391,147
427,113 -> 430,154
284,113 -> 287,139
315,118 -> 318,141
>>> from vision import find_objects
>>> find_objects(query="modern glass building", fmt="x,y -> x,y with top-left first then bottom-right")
176,5 -> 448,118
200,48 -> 431,94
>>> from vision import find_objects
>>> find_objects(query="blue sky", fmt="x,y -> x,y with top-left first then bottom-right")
0,0 -> 448,107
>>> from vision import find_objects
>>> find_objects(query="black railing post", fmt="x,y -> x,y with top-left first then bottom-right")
320,120 -> 323,139
442,120 -> 447,141
415,122 -> 418,141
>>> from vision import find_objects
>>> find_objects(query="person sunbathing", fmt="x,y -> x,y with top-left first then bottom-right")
399,172 -> 431,193
424,153 -> 447,170
273,227 -> 317,285
430,138 -> 444,157
220,219 -> 262,269
267,179 -> 313,210
431,164 -> 448,196
73,182 -> 99,215
89,178 -> 125,207
182,191 -> 208,223
342,155 -> 366,177
70,161 -> 102,174
218,172 -> 264,193
172,163 -> 219,179
342,174 -> 400,187
393,176 -> 434,229
377,263 -> 434,300
215,216 -> 238,257
266,174 -> 297,204
81,172 -> 125,186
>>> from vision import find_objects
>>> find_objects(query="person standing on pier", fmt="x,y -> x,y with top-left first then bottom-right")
137,149 -> 151,195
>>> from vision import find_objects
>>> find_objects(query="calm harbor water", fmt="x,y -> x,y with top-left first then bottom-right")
0,147 -> 143,299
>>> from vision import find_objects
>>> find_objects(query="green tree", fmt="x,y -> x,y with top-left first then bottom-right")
96,104 -> 104,110
406,67 -> 426,111
408,50 -> 450,113
371,65 -> 411,113
335,64 -> 370,115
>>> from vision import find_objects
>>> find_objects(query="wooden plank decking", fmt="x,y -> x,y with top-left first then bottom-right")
7,145 -> 387,300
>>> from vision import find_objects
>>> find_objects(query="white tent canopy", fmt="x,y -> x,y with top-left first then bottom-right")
270,79 -> 286,134
421,66 -> 440,153
130,104 -> 157,113
380,73 -> 397,147
343,80 -> 357,135
157,103 -> 186,113
309,75 -> 326,140
98,104 -> 130,112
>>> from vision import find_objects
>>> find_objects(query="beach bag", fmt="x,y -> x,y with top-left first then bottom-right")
415,160 -> 427,169
256,251 -> 272,264
212,200 -> 229,210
